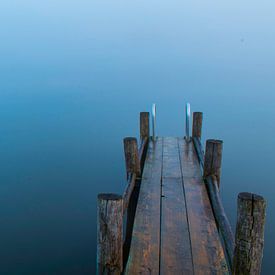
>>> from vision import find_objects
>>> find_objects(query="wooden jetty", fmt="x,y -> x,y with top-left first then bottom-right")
97,107 -> 267,275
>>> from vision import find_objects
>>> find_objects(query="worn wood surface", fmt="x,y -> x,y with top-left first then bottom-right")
193,137 -> 235,269
125,137 -> 229,274
203,139 -> 223,188
140,112 -> 150,139
160,137 -> 193,275
178,138 -> 229,275
125,138 -> 163,274
97,194 -> 123,275
233,192 -> 266,275
123,137 -> 141,179
192,112 -> 203,139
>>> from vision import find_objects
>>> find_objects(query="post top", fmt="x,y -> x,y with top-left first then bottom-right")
124,137 -> 137,142
206,139 -> 223,144
98,193 -> 122,201
238,192 -> 252,201
253,193 -> 266,202
238,192 -> 265,203
193,111 -> 203,115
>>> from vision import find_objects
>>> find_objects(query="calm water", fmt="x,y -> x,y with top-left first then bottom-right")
0,1 -> 275,274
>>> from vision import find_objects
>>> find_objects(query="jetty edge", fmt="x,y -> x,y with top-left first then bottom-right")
97,106 -> 267,275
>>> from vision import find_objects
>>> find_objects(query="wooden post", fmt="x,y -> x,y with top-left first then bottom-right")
123,137 -> 141,178
97,193 -> 123,275
203,139 -> 223,187
192,112 -> 203,139
140,112 -> 150,140
233,192 -> 266,275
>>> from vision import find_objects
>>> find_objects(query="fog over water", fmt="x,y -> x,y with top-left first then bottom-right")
0,1 -> 274,273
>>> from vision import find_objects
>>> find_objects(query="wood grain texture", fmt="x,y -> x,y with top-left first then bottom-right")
192,112 -> 203,139
124,137 -> 141,179
97,194 -> 123,275
125,138 -> 163,275
140,112 -> 150,140
160,137 -> 193,275
178,138 -> 229,275
193,137 -> 235,270
233,192 -> 266,275
124,137 -> 229,274
203,139 -> 223,188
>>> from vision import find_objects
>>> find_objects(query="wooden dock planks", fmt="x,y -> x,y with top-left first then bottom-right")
125,137 -> 229,275
125,137 -> 163,275
160,137 -> 193,275
178,138 -> 229,275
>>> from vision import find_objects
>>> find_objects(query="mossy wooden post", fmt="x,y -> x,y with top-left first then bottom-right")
203,139 -> 223,188
123,137 -> 141,179
140,112 -> 150,140
97,193 -> 123,275
192,112 -> 203,139
233,192 -> 266,275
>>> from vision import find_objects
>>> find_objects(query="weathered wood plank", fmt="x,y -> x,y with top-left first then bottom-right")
125,138 -> 163,275
178,138 -> 229,274
160,137 -> 193,275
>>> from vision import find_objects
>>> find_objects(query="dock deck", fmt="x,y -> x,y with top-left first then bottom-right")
125,137 -> 228,274
97,110 -> 266,275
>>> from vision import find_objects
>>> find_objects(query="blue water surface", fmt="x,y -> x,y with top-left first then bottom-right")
0,1 -> 274,273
